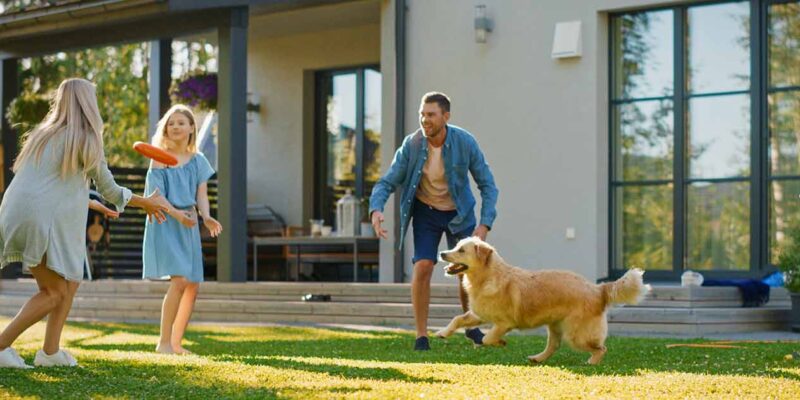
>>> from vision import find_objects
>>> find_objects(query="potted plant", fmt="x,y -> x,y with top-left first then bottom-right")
776,225 -> 800,332
170,72 -> 218,110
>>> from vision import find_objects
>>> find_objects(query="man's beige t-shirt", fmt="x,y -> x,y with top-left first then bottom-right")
415,143 -> 456,211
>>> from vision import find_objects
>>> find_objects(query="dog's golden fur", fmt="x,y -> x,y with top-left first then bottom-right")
436,237 -> 650,365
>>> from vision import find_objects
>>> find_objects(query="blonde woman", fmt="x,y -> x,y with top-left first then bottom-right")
142,104 -> 221,354
0,78 -> 170,368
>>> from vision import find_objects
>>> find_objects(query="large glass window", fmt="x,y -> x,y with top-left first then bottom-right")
316,67 -> 381,227
768,2 -> 800,263
611,1 -> 799,277
611,10 -> 676,273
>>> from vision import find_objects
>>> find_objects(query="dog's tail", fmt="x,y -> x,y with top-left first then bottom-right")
601,268 -> 651,307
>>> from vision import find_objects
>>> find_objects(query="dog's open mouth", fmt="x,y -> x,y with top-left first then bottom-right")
444,263 -> 468,275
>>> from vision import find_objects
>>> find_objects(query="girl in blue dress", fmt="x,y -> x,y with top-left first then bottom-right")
142,104 -> 222,354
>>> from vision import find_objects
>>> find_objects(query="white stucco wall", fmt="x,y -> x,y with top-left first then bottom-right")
398,0 -> 686,283
246,17 -> 380,227
244,0 -> 694,283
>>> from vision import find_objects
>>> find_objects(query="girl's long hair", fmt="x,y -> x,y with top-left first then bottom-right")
13,78 -> 105,177
151,104 -> 198,153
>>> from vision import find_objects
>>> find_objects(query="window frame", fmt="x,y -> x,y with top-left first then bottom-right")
314,64 -> 381,225
608,0 -> 798,280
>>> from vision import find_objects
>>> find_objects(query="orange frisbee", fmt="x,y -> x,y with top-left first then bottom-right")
133,141 -> 178,166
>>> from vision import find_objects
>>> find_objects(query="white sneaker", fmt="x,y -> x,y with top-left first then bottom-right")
34,349 -> 78,367
0,347 -> 33,369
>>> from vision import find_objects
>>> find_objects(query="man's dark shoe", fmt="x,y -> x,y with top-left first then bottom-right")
465,328 -> 484,345
414,336 -> 430,351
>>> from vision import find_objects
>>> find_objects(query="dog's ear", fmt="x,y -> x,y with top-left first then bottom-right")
475,242 -> 494,265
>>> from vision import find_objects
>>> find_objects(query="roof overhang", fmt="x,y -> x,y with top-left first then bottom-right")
0,0 -> 355,59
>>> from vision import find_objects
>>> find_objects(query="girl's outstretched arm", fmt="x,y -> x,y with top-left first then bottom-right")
197,182 -> 222,237
145,164 -> 195,227
164,202 -> 198,228
128,189 -> 169,223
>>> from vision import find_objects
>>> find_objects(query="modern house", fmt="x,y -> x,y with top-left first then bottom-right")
1,0 -> 798,288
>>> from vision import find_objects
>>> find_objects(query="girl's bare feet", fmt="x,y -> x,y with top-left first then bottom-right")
171,346 -> 193,355
155,343 -> 174,354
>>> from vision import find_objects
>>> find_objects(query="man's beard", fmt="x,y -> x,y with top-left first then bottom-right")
423,125 -> 443,138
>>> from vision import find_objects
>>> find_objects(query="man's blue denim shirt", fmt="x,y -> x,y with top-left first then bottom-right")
369,124 -> 499,248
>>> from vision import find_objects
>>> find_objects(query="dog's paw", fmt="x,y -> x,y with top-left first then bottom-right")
434,329 -> 450,339
482,339 -> 507,347
527,355 -> 546,364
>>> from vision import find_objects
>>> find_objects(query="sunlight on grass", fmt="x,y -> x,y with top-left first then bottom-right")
79,332 -> 159,346
1,316 -> 799,399
201,326 -> 387,343
25,373 -> 64,383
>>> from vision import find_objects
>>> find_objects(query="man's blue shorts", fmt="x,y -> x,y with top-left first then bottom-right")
411,198 -> 474,263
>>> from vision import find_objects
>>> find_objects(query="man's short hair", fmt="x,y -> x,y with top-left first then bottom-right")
421,92 -> 451,113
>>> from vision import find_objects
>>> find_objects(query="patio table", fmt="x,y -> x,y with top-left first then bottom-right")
251,236 -> 379,282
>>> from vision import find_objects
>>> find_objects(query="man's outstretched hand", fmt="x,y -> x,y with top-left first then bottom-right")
371,211 -> 389,239
472,224 -> 489,241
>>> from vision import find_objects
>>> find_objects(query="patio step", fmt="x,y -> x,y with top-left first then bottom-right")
0,295 -> 788,335
0,279 -> 464,304
0,279 -> 791,336
641,285 -> 791,308
0,279 -> 789,307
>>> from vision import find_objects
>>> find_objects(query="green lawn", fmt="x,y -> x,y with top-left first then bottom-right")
0,317 -> 798,399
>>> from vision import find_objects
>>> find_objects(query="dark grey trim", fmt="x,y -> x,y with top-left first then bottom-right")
752,0 -> 766,273
685,176 -> 750,184
608,0 -> 744,16
686,89 -> 751,98
313,71 -> 327,221
302,70 -> 316,228
0,0 -> 159,24
355,68 -> 366,198
148,39 -> 172,140
769,175 -> 800,181
393,0 -> 406,283
769,85 -> 800,93
671,6 -> 685,281
168,0 -> 347,13
1,58 -> 18,191
216,6 -> 249,282
611,95 -> 673,104
607,14 -> 615,279
611,179 -> 673,186
169,0 -> 250,10
0,8 -> 221,59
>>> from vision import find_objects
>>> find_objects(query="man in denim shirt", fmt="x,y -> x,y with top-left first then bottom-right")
369,92 -> 499,350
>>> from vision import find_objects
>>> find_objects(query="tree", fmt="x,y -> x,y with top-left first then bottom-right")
9,43 -> 150,167
6,39 -> 219,168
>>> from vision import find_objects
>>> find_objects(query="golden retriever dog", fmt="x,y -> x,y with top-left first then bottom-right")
435,237 -> 650,365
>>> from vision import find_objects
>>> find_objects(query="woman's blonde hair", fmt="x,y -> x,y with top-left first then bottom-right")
151,104 -> 198,153
13,78 -> 105,177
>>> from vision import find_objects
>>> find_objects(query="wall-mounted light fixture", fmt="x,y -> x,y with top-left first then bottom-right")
247,92 -> 261,122
474,5 -> 493,43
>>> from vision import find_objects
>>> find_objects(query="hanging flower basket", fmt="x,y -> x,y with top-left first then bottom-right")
170,72 -> 217,110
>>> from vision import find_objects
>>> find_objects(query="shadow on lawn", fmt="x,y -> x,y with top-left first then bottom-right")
65,321 -> 449,385
231,356 -> 448,384
0,358 -> 282,399
64,321 -> 800,381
